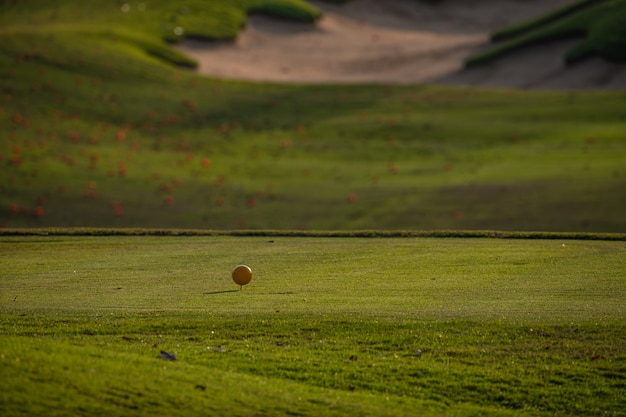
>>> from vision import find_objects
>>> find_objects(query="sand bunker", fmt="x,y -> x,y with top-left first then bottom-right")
176,0 -> 626,89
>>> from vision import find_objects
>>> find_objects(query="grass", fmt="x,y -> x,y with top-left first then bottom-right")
1,1 -> 626,232
1,235 -> 625,416
467,0 -> 626,66
2,2 -> 625,415
1,36 -> 625,231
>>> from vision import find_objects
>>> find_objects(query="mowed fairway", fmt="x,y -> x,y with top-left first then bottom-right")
1,235 -> 625,416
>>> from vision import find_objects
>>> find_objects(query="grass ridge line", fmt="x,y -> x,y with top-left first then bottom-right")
1,228 -> 625,241
491,0 -> 606,41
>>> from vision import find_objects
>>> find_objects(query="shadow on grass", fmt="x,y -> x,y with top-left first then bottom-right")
204,290 -> 239,295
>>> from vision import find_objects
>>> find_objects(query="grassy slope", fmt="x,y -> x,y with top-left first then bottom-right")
467,0 -> 626,66
1,235 -> 625,416
0,0 -> 625,233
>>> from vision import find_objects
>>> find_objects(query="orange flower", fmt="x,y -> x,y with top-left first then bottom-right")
116,130 -> 126,141
111,201 -> 124,217
159,183 -> 173,193
67,132 -> 80,143
89,153 -> 99,169
213,175 -> 225,187
183,99 -> 197,111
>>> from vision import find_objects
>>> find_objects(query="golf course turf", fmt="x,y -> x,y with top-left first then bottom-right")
1,234 -> 625,416
1,1 -> 626,231
2,0 -> 626,415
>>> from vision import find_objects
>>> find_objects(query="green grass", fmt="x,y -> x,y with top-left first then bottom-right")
2,2 -> 625,415
0,0 -> 321,44
467,0 -> 626,66
1,235 -> 625,416
1,0 -> 625,233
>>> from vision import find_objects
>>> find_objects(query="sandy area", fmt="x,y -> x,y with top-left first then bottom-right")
176,0 -> 626,89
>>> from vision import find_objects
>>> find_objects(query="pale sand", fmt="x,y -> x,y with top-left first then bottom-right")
175,0 -> 626,89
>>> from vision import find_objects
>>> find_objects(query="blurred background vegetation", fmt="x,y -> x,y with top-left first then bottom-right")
1,0 -> 625,231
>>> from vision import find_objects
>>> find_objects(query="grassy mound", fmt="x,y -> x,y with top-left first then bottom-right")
0,0 -> 320,59
467,0 -> 626,67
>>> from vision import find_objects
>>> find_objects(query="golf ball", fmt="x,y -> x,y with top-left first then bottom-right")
232,264 -> 252,286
